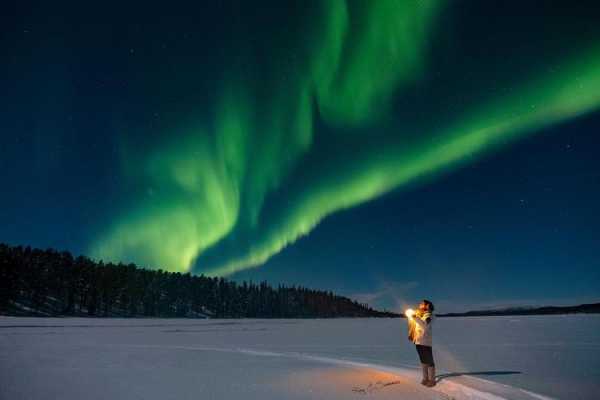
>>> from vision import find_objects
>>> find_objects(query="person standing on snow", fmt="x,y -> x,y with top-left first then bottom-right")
406,299 -> 436,387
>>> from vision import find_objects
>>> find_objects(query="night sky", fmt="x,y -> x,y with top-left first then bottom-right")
2,1 -> 599,312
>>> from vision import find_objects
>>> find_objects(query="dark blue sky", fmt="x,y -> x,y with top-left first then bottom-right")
233,113 -> 600,312
1,1 -> 599,312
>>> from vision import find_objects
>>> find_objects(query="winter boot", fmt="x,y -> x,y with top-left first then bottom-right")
421,364 -> 429,385
426,365 -> 436,387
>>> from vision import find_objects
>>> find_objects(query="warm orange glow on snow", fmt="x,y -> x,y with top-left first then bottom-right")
280,366 -> 410,396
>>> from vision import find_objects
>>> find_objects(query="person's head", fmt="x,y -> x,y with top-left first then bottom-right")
419,299 -> 434,313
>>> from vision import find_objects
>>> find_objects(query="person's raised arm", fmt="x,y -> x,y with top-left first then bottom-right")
410,314 -> 431,328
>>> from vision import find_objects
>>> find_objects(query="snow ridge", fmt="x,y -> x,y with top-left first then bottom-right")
123,343 -> 553,400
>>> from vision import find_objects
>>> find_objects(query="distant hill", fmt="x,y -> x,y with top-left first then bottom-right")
437,303 -> 600,317
0,243 -> 398,318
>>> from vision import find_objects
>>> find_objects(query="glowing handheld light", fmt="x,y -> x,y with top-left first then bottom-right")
405,308 -> 415,318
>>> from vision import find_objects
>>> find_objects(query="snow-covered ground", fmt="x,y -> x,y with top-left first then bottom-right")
1,315 -> 598,400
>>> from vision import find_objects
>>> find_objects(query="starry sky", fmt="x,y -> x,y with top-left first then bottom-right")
2,1 -> 599,312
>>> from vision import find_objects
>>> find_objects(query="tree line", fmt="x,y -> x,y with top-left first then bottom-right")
0,243 -> 397,318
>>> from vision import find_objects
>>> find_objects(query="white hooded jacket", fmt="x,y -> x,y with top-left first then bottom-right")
408,312 -> 433,346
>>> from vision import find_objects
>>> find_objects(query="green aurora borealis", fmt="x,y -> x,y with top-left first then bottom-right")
87,1 -> 600,276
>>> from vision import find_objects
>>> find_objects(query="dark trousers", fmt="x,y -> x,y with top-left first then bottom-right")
415,344 -> 435,366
